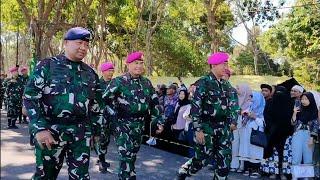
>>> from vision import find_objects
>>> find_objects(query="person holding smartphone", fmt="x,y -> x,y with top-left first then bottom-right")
291,92 -> 318,168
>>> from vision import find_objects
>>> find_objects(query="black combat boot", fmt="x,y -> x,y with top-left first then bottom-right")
11,119 -> 19,129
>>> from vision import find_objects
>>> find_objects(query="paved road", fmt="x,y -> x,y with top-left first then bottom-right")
1,108 -> 259,180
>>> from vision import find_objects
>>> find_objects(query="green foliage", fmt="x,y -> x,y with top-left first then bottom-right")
258,0 -> 320,90
231,50 -> 280,76
1,0 -> 26,31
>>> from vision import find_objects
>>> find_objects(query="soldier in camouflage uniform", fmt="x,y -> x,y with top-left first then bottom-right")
3,74 -> 10,110
23,27 -> 103,180
102,51 -> 164,180
6,67 -> 24,129
18,66 -> 29,123
0,73 -> 6,109
176,52 -> 240,180
94,61 -> 115,173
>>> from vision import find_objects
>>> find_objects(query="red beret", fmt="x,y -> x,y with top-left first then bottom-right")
208,52 -> 229,65
9,67 -> 18,73
126,51 -> 144,63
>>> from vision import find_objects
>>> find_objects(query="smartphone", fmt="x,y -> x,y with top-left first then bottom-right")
294,100 -> 301,108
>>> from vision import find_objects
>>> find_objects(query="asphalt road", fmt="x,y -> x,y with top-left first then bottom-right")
1,108 -> 259,180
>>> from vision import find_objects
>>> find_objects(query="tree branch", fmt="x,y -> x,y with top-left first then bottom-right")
16,0 -> 32,25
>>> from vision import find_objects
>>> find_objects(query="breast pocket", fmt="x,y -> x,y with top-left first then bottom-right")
43,79 -> 72,117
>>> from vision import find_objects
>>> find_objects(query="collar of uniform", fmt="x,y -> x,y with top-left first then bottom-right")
124,72 -> 141,81
208,72 -> 225,84
208,72 -> 218,81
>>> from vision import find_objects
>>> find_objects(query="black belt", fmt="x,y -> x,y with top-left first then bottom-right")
48,116 -> 88,125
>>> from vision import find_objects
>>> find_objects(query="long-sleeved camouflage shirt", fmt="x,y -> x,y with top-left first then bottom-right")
5,78 -> 24,106
102,72 -> 164,125
191,72 -> 240,130
23,55 -> 103,136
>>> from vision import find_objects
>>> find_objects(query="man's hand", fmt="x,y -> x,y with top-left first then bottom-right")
195,130 -> 205,145
156,125 -> 164,134
35,130 -> 57,150
230,124 -> 237,131
94,136 -> 100,143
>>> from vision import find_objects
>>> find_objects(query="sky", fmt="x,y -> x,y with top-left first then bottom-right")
231,0 -> 296,45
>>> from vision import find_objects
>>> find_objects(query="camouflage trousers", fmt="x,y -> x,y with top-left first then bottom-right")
7,102 -> 22,118
178,122 -> 232,180
94,124 -> 111,156
114,119 -> 144,180
32,125 -> 91,180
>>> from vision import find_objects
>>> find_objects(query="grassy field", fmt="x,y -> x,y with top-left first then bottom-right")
148,75 -> 290,90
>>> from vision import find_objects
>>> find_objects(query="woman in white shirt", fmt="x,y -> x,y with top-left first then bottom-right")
171,89 -> 191,140
238,91 -> 265,178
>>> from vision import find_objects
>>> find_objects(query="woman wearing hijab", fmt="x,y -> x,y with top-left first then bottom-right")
238,92 -> 266,178
261,86 -> 293,179
230,83 -> 252,172
291,92 -> 318,168
171,89 -> 191,140
310,91 -> 320,179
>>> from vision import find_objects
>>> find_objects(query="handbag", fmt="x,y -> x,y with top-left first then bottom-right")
291,164 -> 315,178
250,125 -> 268,148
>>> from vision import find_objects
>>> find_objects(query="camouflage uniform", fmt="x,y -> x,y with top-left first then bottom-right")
24,55 -> 103,180
18,75 -> 29,123
94,77 -> 112,170
0,78 -> 5,109
102,72 -> 164,180
177,72 -> 240,180
3,78 -> 10,110
5,77 -> 24,127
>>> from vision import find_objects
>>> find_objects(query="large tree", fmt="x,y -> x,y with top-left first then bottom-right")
259,0 -> 320,89
234,0 -> 283,75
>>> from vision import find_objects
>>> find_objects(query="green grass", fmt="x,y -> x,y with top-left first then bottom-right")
147,75 -> 290,90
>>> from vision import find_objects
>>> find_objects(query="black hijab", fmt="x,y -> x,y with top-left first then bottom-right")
177,89 -> 190,107
172,89 -> 190,124
269,86 -> 294,133
298,92 -> 318,124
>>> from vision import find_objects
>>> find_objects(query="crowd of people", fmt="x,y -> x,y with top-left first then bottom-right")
0,26 -> 319,180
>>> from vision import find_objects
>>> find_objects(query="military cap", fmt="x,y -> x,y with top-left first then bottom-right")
126,51 -> 144,63
208,52 -> 229,65
100,62 -> 114,72
9,67 -> 18,73
64,27 -> 91,42
20,66 -> 28,72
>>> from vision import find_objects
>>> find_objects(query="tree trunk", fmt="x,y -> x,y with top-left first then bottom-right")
145,0 -> 168,76
205,0 -> 223,53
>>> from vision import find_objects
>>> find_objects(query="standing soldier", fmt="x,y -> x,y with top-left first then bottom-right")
94,61 -> 115,173
6,67 -> 24,129
23,27 -> 103,179
102,51 -> 164,180
0,73 -> 6,109
3,74 -> 10,110
18,66 -> 29,123
176,52 -> 240,180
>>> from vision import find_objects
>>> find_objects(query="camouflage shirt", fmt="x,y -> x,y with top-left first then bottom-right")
23,55 -> 103,136
0,78 -> 5,96
18,75 -> 29,87
102,72 -> 164,125
5,78 -> 24,105
191,72 -> 240,130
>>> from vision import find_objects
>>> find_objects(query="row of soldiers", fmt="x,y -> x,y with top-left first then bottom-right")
0,66 -> 29,128
19,27 -> 238,180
